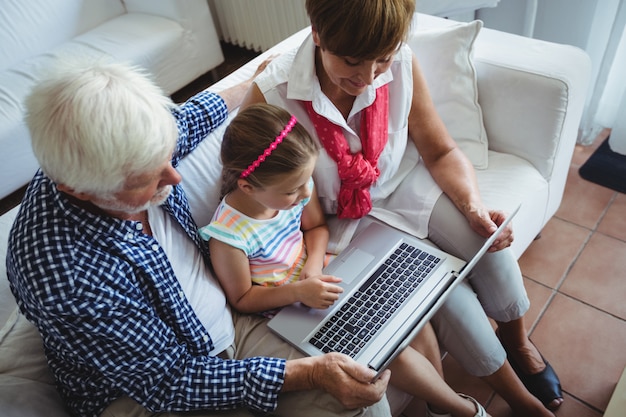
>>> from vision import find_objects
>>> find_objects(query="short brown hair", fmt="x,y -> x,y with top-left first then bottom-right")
305,0 -> 415,60
220,104 -> 320,198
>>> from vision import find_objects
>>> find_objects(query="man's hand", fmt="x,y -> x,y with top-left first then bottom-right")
251,54 -> 277,78
283,353 -> 390,409
219,55 -> 277,111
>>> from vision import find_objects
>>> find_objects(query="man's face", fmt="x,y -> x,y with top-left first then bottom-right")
92,156 -> 181,216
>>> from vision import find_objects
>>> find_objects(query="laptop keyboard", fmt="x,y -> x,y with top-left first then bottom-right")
309,242 -> 441,357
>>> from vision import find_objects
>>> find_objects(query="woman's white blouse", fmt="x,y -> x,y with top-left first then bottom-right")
255,34 -> 442,238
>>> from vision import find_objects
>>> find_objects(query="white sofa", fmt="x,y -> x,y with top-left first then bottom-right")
0,0 -> 224,201
0,13 -> 591,417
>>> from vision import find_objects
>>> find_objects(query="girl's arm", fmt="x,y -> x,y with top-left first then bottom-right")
209,237 -> 341,313
299,188 -> 329,279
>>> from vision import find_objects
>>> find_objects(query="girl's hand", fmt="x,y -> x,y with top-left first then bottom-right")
295,275 -> 343,309
300,264 -> 324,281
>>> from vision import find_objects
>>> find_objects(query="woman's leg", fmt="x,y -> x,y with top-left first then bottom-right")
495,318 -> 564,410
427,195 -> 559,416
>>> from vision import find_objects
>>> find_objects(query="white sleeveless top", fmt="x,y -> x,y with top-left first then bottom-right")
254,34 -> 442,238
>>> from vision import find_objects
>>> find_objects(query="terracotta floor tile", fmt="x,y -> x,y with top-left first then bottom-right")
488,392 -> 602,417
597,193 -> 626,242
401,355 -> 493,416
523,278 -> 555,331
519,217 -> 590,288
571,128 -> 610,167
555,166 -> 616,229
440,354 -> 493,402
530,293 -> 626,411
484,395 -> 514,417
559,233 -> 626,320
572,143 -> 599,168
550,394 -> 604,417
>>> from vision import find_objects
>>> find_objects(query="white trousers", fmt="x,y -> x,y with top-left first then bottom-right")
427,194 -> 530,376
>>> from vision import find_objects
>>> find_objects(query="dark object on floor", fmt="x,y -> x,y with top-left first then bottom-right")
508,348 -> 563,411
579,137 -> 626,193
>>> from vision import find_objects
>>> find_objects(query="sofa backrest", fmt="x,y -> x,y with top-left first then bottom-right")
0,0 -> 126,71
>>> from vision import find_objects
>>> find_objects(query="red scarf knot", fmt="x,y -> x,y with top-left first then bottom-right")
305,84 -> 389,219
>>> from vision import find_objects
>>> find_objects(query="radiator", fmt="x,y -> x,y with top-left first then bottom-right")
208,0 -> 310,52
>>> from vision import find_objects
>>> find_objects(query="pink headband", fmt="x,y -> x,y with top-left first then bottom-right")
240,115 -> 298,179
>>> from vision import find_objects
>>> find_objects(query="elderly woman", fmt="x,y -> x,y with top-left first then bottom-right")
240,0 -> 563,416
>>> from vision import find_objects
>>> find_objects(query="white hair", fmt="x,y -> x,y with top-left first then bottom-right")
25,59 -> 178,195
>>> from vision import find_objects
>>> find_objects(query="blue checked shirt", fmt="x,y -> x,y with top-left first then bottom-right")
6,91 -> 286,417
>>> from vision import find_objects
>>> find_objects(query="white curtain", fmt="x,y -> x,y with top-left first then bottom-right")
577,0 -> 626,152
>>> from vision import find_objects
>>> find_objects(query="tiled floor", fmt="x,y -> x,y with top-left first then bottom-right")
402,129 -> 626,417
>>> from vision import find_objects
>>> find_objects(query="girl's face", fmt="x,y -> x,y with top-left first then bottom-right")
313,30 -> 395,97
249,157 -> 317,211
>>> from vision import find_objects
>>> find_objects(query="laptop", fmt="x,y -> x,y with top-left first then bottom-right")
267,204 -> 520,379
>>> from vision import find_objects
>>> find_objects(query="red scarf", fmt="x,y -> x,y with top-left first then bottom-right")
305,84 -> 389,219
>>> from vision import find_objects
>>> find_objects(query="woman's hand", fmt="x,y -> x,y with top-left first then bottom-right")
466,206 -> 514,252
294,274 -> 343,309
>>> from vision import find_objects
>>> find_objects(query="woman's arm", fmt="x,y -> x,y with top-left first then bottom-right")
407,55 -> 482,215
407,54 -> 513,249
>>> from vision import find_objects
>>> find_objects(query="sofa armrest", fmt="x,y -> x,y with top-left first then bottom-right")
122,0 -> 224,80
473,27 -> 591,181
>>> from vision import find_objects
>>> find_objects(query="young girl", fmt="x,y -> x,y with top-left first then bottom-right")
200,103 -> 489,417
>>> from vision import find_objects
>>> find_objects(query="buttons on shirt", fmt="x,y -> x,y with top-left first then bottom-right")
135,223 -> 143,231
178,290 -> 185,299
151,244 -> 159,251
203,334 -> 210,343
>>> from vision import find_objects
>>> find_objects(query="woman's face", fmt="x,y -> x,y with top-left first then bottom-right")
313,30 -> 394,97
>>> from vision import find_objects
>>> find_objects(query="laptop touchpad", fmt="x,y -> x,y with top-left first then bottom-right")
329,248 -> 375,285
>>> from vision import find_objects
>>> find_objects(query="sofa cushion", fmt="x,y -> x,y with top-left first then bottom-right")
0,308 -> 70,417
475,150 -> 549,257
73,13 -> 187,94
407,19 -> 488,169
0,309 -> 53,383
0,206 -> 19,328
0,0 -> 125,72
0,375 -> 69,417
0,12 -> 188,200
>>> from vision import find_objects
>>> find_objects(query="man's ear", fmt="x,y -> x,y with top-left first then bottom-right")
56,184 -> 94,201
237,179 -> 256,195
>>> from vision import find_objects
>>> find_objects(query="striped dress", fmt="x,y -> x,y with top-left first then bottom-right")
199,184 -> 312,287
